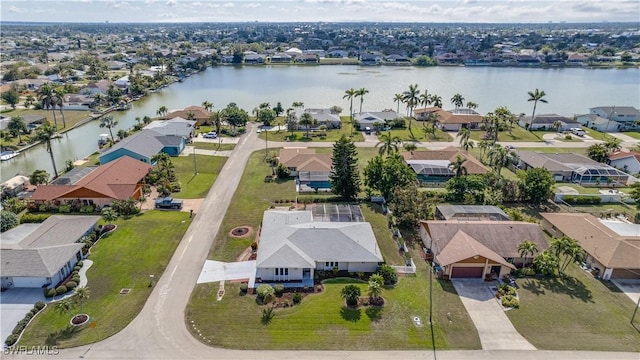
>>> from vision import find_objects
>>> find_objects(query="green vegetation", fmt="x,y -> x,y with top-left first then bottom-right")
258,124 -> 364,143
581,127 -> 610,141
507,263 -> 640,351
172,154 -> 227,198
621,132 -> 640,140
19,211 -> 191,348
360,204 -> 403,265
383,126 -> 453,142
191,142 -> 235,151
0,109 -> 92,149
469,126 -> 543,142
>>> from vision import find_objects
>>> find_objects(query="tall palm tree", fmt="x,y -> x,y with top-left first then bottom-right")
54,87 -> 67,128
457,128 -> 473,151
201,101 -> 213,112
527,88 -> 548,130
449,155 -> 468,178
34,121 -> 59,178
419,89 -> 431,112
488,144 -> 514,176
298,112 -> 316,138
426,112 -> 440,139
367,280 -> 382,303
393,93 -> 403,114
375,131 -> 401,156
355,87 -> 369,113
8,116 -> 26,144
37,83 -> 58,128
292,101 -> 304,112
430,94 -> 443,108
74,286 -> 91,312
517,240 -> 539,268
343,88 -> 357,134
156,105 -> 168,117
99,115 -> 118,143
402,84 -> 420,130
451,93 -> 465,110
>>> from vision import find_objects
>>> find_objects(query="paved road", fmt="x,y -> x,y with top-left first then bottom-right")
7,126 -> 639,359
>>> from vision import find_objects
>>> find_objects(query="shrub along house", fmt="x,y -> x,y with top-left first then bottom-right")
255,209 -> 383,286
420,220 -> 549,279
0,215 -> 100,289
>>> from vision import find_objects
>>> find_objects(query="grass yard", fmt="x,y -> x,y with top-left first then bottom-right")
382,127 -> 453,142
259,127 -> 364,143
361,204 -> 404,266
581,127 -> 610,141
515,147 -> 587,155
507,262 -> 640,351
191,142 -> 235,151
186,248 -> 479,350
173,154 -> 227,199
621,132 -> 640,140
469,126 -> 544,142
19,211 -> 192,348
553,183 -> 632,195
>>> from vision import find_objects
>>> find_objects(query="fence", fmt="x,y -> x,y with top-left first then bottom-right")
392,258 -> 417,274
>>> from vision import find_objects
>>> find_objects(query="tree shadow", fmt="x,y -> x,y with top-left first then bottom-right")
365,306 -> 383,322
521,279 -> 545,296
340,306 -> 361,322
538,275 -> 594,303
438,279 -> 458,295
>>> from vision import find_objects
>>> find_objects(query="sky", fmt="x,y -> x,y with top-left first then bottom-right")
1,0 -> 639,24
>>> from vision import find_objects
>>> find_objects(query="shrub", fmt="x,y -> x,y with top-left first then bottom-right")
562,195 -> 601,205
34,301 -> 45,310
24,312 -> 33,321
5,334 -> 18,346
55,285 -> 68,295
501,295 -> 520,308
1,210 -> 19,232
256,284 -> 275,303
261,307 -> 275,325
565,135 -> 572,140
274,284 -> 285,297
302,285 -> 309,293
66,281 -> 77,290
239,283 -> 248,294
79,205 -> 95,213
45,288 -> 56,298
292,292 -> 302,305
276,163 -> 290,178
77,261 -> 83,267
250,242 -> 258,251
375,264 -> 398,285
19,213 -> 51,223
520,267 -> 536,276
497,283 -> 516,297
72,276 -> 81,284
58,204 -> 72,213
74,266 -> 81,272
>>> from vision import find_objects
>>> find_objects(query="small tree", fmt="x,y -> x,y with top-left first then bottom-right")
375,264 -> 398,285
74,286 -> 91,312
256,284 -> 275,304
101,207 -> 118,222
0,211 -> 19,233
341,284 -> 361,307
55,299 -> 74,315
367,280 -> 383,304
518,168 -> 554,204
329,135 -> 361,200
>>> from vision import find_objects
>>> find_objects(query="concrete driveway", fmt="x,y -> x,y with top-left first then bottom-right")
196,260 -> 256,286
611,279 -> 640,306
0,288 -> 46,345
452,279 -> 536,350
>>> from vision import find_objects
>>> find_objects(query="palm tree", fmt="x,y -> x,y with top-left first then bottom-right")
488,144 -> 514,175
449,155 -> 467,177
376,131 -> 401,156
426,112 -> 440,139
99,115 -> 118,143
527,88 -> 548,130
7,116 -> 26,144
551,236 -> 582,275
517,240 -> 539,268
402,84 -> 420,130
355,87 -> 369,113
37,83 -> 58,128
419,89 -> 431,113
74,286 -> 91,312
54,87 -> 67,129
34,121 -> 59,178
343,88 -> 357,134
298,112 -> 316,138
430,94 -> 443,108
55,299 -> 73,315
466,101 -> 478,110
156,105 -> 168,117
451,93 -> 465,110
393,93 -> 403,114
341,284 -> 361,307
292,101 -> 304,111
457,128 -> 474,151
367,280 -> 382,304
23,95 -> 35,109
201,101 -> 213,112
403,143 -> 417,152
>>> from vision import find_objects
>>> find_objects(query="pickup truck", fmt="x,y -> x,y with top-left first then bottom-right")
154,197 -> 183,210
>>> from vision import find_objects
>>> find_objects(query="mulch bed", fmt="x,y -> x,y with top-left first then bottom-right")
229,226 -> 254,238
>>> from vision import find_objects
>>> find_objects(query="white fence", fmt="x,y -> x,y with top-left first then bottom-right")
392,258 -> 417,274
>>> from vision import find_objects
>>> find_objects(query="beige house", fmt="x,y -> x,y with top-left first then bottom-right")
279,148 -> 332,192
420,220 -> 549,279
541,213 -> 640,279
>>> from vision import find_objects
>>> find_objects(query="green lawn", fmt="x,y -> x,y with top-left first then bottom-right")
381,127 -> 453,142
515,147 -> 587,155
191,142 -> 236,151
581,127 -> 610,141
186,247 -> 479,350
172,154 -> 227,199
361,204 -> 404,266
554,183 -> 632,195
621,132 -> 640,140
470,126 -> 544,142
259,127 -> 364,143
507,263 -> 640,351
19,211 -> 192,348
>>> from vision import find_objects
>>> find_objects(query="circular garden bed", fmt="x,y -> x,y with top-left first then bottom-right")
229,226 -> 253,238
70,314 -> 89,327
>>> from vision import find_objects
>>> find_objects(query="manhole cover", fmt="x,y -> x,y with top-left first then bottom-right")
412,316 -> 423,327
120,288 -> 131,294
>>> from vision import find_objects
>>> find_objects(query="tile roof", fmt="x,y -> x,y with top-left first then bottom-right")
279,148 -> 332,172
436,230 -> 516,269
279,148 -> 317,164
434,109 -> 482,125
160,106 -> 211,120
32,156 -> 152,201
609,151 -> 640,162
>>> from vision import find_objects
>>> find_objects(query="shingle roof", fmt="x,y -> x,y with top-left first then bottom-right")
256,210 -> 383,269
437,230 -> 516,269
435,109 -> 482,125
517,151 -> 601,172
159,106 -> 211,120
143,117 -> 196,137
279,148 -> 316,164
32,156 -> 152,201
541,213 -> 640,269
523,114 -> 580,124
100,129 -> 166,160
609,151 -> 640,162
279,148 -> 332,172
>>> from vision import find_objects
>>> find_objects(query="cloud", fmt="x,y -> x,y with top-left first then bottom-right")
166,0 -> 177,6
244,2 -> 261,8
222,2 -> 235,8
8,5 -> 25,13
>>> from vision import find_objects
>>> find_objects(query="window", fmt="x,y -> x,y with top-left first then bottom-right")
275,268 -> 279,275
285,269 -> 289,275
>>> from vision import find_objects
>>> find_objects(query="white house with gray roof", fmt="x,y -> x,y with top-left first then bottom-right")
255,210 -> 383,283
0,215 -> 99,289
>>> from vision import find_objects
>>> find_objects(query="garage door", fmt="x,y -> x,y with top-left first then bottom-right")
451,267 -> 483,278
611,269 -> 640,279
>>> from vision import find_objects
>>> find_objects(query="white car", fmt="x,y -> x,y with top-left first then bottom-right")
203,132 -> 217,139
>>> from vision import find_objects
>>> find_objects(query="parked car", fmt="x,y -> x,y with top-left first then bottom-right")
203,131 -> 217,139
155,197 -> 183,210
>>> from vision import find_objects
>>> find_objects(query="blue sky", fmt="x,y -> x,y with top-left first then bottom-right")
2,0 -> 639,23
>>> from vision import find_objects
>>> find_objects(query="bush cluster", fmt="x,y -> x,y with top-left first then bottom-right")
4,301 -> 45,346
562,195 -> 601,205
501,295 -> 520,308
19,213 -> 51,224
292,292 -> 302,304
497,283 -> 517,297
274,284 -> 285,297
55,285 -> 68,296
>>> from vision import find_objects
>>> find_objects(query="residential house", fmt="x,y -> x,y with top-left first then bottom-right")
435,205 -> 510,221
608,151 -> 640,175
385,54 -> 411,64
360,53 -> 382,65
576,113 -> 621,132
270,53 -> 292,64
0,215 -> 100,288
518,113 -> 581,131
143,117 -> 196,138
414,107 -> 442,121
80,79 -> 111,96
31,156 -> 152,208
244,53 -> 266,64
517,151 -> 631,185
255,209 -> 383,284
436,108 -> 483,131
590,106 -> 640,130
0,114 -> 46,131
279,148 -> 333,192
1,175 -> 30,197
295,54 -> 319,63
355,110 -> 400,131
420,220 -> 549,278
63,94 -> 95,111
99,129 -> 186,164
157,105 -> 211,126
295,109 -> 341,129
541,213 -> 640,279
402,148 -> 488,184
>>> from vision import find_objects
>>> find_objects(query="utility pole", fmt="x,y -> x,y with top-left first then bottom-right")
193,146 -> 197,175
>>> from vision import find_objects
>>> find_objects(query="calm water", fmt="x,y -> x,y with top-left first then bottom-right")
2,65 -> 639,182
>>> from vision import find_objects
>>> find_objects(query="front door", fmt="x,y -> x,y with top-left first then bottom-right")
490,266 -> 502,279
303,269 -> 311,279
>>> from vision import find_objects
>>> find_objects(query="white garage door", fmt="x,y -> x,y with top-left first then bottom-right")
12,277 -> 46,288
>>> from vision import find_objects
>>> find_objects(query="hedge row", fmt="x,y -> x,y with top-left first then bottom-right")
4,301 -> 46,346
19,213 -> 52,224
562,195 -> 602,205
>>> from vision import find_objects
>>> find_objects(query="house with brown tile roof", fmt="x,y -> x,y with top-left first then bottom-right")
420,220 -> 549,279
608,151 -> 640,175
415,107 -> 482,131
402,147 -> 488,184
31,156 -> 152,208
540,213 -> 640,279
279,148 -> 332,192
158,105 -> 211,126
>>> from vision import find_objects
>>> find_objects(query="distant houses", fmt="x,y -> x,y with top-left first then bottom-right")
355,111 -> 400,131
519,113 -> 581,131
